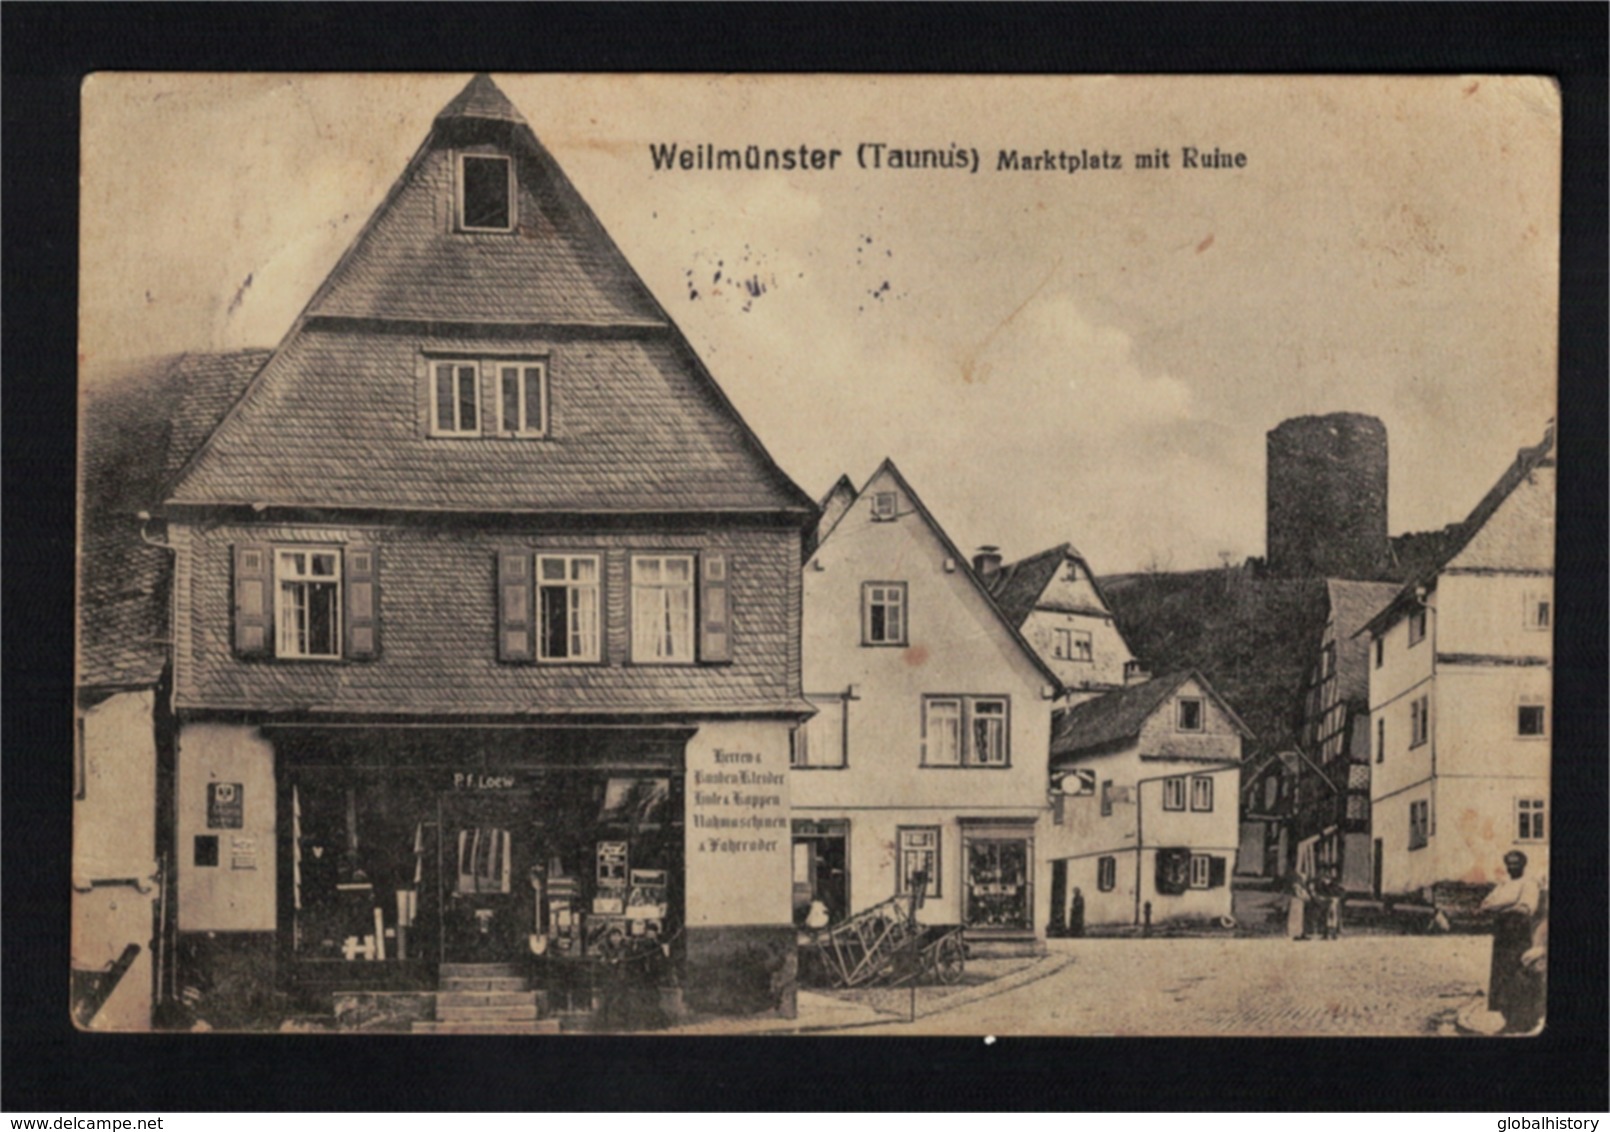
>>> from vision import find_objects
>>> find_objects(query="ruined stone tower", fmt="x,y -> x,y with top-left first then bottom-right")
1266,413 -> 1390,579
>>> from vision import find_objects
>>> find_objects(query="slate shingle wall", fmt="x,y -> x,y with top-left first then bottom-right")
307,135 -> 657,327
169,328 -> 799,511
175,521 -> 802,714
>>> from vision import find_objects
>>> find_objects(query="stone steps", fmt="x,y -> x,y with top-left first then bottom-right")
440,976 -> 528,992
409,962 -> 562,1034
438,1001 -> 541,1022
414,1018 -> 562,1035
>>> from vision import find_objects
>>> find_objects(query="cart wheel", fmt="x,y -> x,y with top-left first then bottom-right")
934,936 -> 966,984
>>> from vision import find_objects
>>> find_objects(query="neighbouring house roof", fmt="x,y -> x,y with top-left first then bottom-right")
1359,424 -> 1555,638
807,474 -> 857,557
1324,578 -> 1400,703
1050,669 -> 1252,761
164,74 -> 813,517
79,351 -> 270,688
986,542 -> 1122,625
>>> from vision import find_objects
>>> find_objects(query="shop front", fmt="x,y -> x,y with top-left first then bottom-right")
273,726 -> 687,993
959,819 -> 1037,944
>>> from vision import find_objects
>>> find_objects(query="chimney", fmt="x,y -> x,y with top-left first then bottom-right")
1124,661 -> 1151,686
973,545 -> 1003,581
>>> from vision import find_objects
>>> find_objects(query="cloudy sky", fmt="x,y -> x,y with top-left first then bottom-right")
81,74 -> 1560,573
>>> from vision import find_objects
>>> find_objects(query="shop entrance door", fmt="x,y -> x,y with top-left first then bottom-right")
439,792 -> 536,964
964,837 -> 1031,931
791,822 -> 848,926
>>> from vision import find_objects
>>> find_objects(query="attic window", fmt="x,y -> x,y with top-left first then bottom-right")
459,154 -> 513,232
870,492 -> 898,521
1177,697 -> 1204,732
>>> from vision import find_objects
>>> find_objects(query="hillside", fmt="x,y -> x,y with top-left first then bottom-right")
1100,568 -> 1330,759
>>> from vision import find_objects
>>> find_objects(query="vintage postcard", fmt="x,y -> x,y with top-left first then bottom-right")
75,73 -> 1559,1036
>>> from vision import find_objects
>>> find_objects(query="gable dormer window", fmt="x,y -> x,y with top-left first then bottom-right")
458,154 -> 513,232
870,491 -> 898,521
431,360 -> 481,436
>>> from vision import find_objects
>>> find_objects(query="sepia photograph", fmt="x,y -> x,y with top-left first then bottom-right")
75,72 -> 1559,1039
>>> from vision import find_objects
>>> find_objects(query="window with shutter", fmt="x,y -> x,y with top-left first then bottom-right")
345,546 -> 379,659
698,552 -> 732,664
1155,848 -> 1190,895
497,552 -> 534,662
276,549 -> 342,659
233,543 -> 274,658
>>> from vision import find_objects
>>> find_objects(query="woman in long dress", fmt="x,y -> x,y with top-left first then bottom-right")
1479,851 -> 1540,1032
1287,871 -> 1313,940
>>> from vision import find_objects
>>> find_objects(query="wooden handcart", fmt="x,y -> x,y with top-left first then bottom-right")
805,877 -> 966,988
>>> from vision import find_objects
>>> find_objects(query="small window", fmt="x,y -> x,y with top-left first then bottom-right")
971,699 -> 1008,766
1100,779 -> 1114,818
1516,798 -> 1546,842
1189,854 -> 1212,889
923,698 -> 962,766
1190,775 -> 1214,812
862,582 -> 907,646
1410,695 -> 1429,748
898,827 -> 941,897
1162,777 -> 1186,811
870,491 -> 898,520
1097,856 -> 1116,893
1408,607 -> 1427,647
1054,627 -> 1093,662
499,363 -> 548,436
1409,799 -> 1429,850
431,361 -> 481,436
459,154 -> 513,231
921,696 -> 1010,768
536,554 -> 600,662
1523,593 -> 1551,631
631,555 -> 694,663
1374,636 -> 1384,669
1517,699 -> 1547,737
1376,717 -> 1386,764
277,549 -> 342,659
1177,697 -> 1204,732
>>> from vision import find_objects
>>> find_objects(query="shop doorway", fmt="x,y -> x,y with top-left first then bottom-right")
791,821 -> 848,926
1048,859 -> 1068,937
440,792 -> 535,963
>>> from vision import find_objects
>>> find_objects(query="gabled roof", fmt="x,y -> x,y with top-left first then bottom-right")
985,541 -> 1118,628
821,459 -> 1063,692
164,75 -> 813,517
79,351 -> 269,687
1359,424 -> 1555,637
807,474 -> 857,557
1050,669 -> 1252,761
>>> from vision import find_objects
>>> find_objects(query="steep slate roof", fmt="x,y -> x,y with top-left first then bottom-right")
985,541 -> 1119,628
166,75 -> 813,516
79,351 -> 269,687
1049,669 -> 1251,761
1325,578 -> 1399,703
1359,424 -> 1555,638
806,474 -> 857,557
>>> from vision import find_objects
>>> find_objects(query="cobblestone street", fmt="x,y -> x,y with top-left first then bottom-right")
833,935 -> 1490,1037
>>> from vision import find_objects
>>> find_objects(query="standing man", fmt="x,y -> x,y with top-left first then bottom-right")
1478,850 -> 1541,1033
1068,887 -> 1086,938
